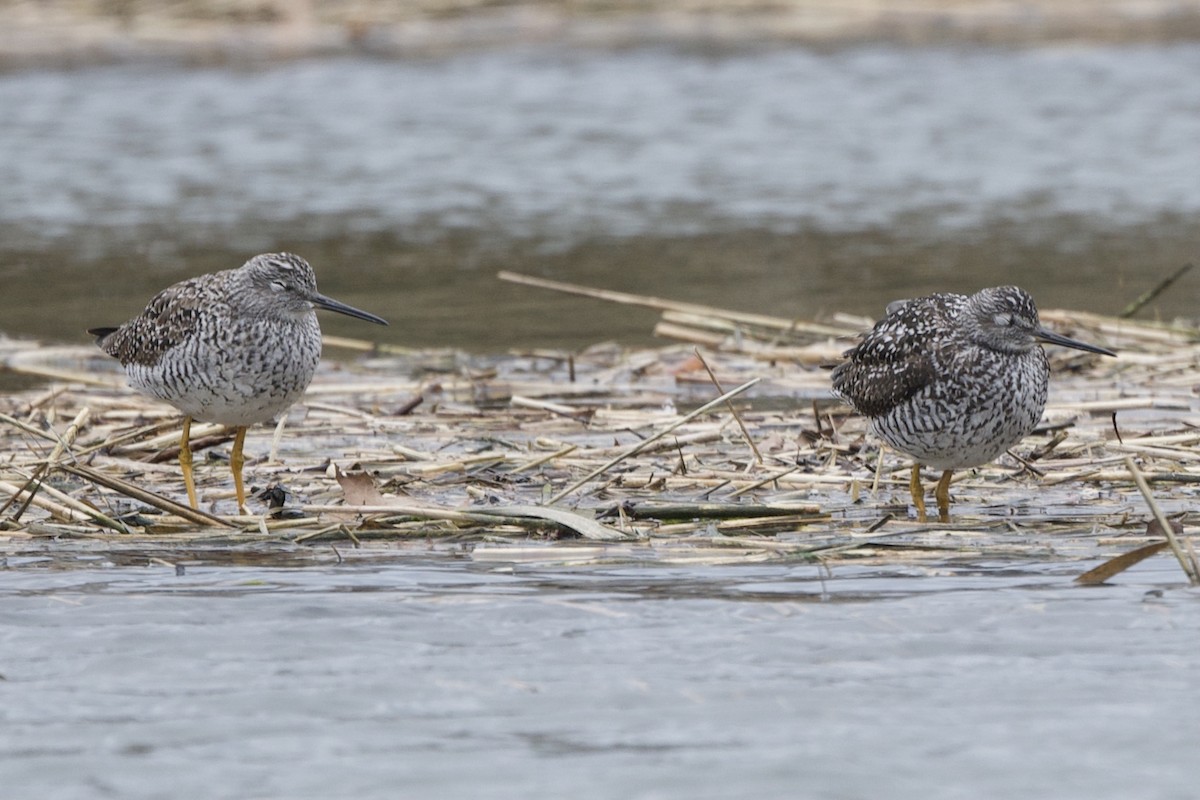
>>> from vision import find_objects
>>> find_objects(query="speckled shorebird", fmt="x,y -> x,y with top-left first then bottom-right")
89,253 -> 387,512
831,286 -> 1114,522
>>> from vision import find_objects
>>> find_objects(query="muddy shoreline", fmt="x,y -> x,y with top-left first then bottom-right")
5,0 -> 1200,69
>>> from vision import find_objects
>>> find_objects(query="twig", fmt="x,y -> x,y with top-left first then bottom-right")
0,362 -> 123,387
1075,540 -> 1171,586
0,479 -> 93,525
511,395 -> 592,421
71,419 -> 182,458
1119,262 -> 1193,319
47,407 -> 91,462
616,501 -> 820,520
693,349 -> 762,463
301,502 -> 628,540
0,412 -> 58,444
1123,455 -> 1200,585
321,335 -> 420,355
727,465 -> 801,498
510,444 -> 579,474
58,463 -> 237,528
497,270 -> 847,336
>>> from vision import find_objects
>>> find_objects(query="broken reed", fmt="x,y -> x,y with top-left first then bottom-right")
0,286 -> 1197,579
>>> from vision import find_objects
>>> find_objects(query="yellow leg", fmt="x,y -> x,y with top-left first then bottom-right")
179,416 -> 198,510
910,464 -> 927,522
935,470 -> 954,523
231,426 -> 248,514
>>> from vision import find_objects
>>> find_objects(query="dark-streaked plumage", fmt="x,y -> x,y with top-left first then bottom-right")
831,286 -> 1115,521
89,253 -> 387,512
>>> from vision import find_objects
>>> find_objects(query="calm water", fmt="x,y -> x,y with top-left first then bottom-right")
1,554 -> 1196,799
1,44 -> 1199,349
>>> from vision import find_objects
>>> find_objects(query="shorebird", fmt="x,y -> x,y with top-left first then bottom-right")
89,253 -> 387,512
831,286 -> 1115,522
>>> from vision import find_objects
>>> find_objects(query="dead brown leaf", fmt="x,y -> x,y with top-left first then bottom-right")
334,468 -> 386,506
1075,517 -> 1182,585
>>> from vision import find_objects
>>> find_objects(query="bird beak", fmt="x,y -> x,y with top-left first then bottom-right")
1034,326 -> 1115,357
309,292 -> 389,326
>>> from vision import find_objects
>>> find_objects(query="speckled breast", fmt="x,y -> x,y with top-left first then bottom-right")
124,314 -> 323,427
871,346 -> 1050,471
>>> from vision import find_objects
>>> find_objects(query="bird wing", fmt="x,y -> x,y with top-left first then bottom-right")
90,279 -> 210,366
831,294 -> 965,417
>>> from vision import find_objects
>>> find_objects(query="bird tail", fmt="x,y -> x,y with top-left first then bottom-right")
87,327 -> 119,345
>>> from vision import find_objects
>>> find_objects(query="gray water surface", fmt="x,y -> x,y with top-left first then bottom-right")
4,46 -> 1199,238
2,45 -> 1200,349
1,556 -> 1196,799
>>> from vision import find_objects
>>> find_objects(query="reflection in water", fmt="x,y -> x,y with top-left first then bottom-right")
1,45 -> 1199,349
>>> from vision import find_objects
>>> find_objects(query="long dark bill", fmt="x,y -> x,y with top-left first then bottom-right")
1034,326 -> 1115,357
310,293 -> 389,326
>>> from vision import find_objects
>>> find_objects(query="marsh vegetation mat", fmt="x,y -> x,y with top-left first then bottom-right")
2,287 -> 1198,584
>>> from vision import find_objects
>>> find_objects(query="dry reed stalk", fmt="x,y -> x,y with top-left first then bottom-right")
1041,310 -> 1193,344
15,385 -> 71,413
657,311 -> 860,358
0,407 -> 138,532
713,513 -> 832,532
497,270 -> 849,337
510,444 -> 579,474
1076,540 -> 1173,586
745,344 -> 848,364
0,479 -> 94,524
405,452 -> 513,475
303,380 -> 421,397
2,361 -> 125,388
652,321 -> 728,347
320,335 -> 427,356
1121,264 -> 1194,318
58,463 -> 236,528
1109,443 -> 1200,462
1120,433 -> 1200,446
510,395 -> 592,420
702,467 -> 881,487
616,501 -> 821,519
693,348 -> 763,463
123,421 -> 225,452
1047,397 -> 1157,413
387,443 -> 435,461
303,401 -> 381,421
1122,455 -> 1200,584
586,429 -> 731,457
727,465 -> 801,498
46,407 -> 90,461
1045,468 -> 1200,484
0,412 -> 72,453
70,419 -> 182,458
301,501 -> 626,540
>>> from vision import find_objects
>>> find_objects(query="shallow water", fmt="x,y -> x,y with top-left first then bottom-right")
2,44 -> 1199,350
1,554 -> 1197,799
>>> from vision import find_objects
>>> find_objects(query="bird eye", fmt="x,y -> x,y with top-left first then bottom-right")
269,280 -> 287,292
993,313 -> 1012,327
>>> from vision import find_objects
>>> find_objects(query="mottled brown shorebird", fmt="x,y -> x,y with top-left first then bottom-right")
831,286 -> 1115,522
89,253 -> 387,512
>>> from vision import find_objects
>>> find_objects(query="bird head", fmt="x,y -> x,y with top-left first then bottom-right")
240,253 -> 387,326
964,286 -> 1113,357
